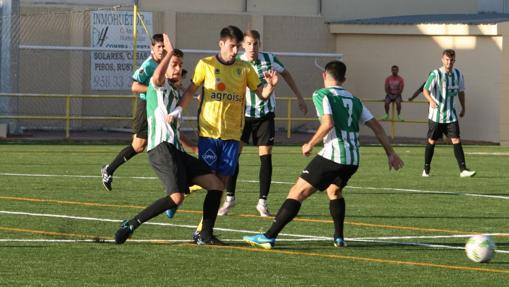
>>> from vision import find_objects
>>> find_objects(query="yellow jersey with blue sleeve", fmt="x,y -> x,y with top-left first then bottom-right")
193,55 -> 261,140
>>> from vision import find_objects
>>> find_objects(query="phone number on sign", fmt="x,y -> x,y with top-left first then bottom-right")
93,75 -> 129,90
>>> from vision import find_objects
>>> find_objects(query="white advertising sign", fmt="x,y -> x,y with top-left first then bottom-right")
91,11 -> 153,90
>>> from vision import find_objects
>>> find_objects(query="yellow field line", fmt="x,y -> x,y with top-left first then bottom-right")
0,196 -> 201,215
238,213 -> 468,234
0,195 -> 468,234
344,220 -> 468,234
2,226 -> 508,274
198,245 -> 509,274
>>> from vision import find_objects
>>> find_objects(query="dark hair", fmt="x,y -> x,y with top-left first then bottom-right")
244,30 -> 261,40
220,25 -> 243,42
442,49 -> 455,58
151,33 -> 164,45
391,65 -> 399,69
324,60 -> 346,82
171,48 -> 184,58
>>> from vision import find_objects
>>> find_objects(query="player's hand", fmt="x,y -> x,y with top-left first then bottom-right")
388,153 -> 404,171
163,33 -> 174,53
166,106 -> 182,123
302,143 -> 313,156
189,145 -> 199,154
298,98 -> 308,115
263,70 -> 279,87
164,114 -> 174,123
459,108 -> 465,118
429,100 -> 437,109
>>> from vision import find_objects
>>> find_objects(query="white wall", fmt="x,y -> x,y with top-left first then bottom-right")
22,0 -> 485,21
331,25 -> 503,143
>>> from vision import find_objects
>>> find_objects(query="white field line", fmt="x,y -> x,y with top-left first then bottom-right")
466,152 -> 509,156
1,172 -> 508,200
0,238 -> 316,243
239,180 -> 509,200
1,238 -> 509,255
350,233 -> 509,240
0,210 -> 328,240
1,210 -> 508,254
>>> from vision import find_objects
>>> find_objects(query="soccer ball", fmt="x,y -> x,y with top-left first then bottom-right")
465,235 -> 496,263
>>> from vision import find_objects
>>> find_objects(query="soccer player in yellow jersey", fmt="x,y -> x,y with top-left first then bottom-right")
169,25 -> 279,244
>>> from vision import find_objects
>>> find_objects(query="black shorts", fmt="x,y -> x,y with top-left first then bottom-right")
427,120 -> 460,140
299,155 -> 358,191
241,112 -> 275,146
148,142 -> 212,195
132,98 -> 148,139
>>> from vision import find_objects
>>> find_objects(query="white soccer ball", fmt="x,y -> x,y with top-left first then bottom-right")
465,235 -> 496,263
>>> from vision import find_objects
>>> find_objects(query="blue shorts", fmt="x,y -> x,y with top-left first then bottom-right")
198,137 -> 240,176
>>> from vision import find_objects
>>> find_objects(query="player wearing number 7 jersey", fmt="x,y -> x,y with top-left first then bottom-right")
243,60 -> 404,250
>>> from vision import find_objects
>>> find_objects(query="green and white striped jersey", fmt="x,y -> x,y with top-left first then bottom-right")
132,57 -> 158,100
146,78 -> 183,152
238,52 -> 285,118
424,67 -> 465,123
312,86 -> 374,165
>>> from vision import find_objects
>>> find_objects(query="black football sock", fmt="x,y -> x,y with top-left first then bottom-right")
108,145 -> 137,175
265,199 -> 301,239
453,143 -> 467,171
226,164 -> 239,197
424,143 -> 435,173
259,154 -> 272,200
201,190 -> 223,239
130,196 -> 177,230
329,198 -> 346,239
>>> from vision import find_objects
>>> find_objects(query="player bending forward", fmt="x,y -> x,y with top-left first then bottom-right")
114,34 -> 224,245
243,60 -> 404,249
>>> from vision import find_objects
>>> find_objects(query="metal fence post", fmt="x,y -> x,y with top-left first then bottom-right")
287,97 -> 292,138
65,96 -> 71,139
390,101 -> 396,139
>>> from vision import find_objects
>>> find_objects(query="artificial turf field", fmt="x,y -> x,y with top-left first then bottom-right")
0,143 -> 508,286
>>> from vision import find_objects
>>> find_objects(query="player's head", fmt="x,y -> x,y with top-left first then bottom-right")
323,60 -> 346,85
391,65 -> 399,76
242,30 -> 261,60
218,25 -> 243,62
441,49 -> 456,71
166,48 -> 184,83
151,33 -> 165,62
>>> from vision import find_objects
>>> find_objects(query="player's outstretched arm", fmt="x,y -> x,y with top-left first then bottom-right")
280,70 -> 308,114
365,118 -> 404,171
302,115 -> 333,156
166,83 -> 198,123
408,89 -> 419,101
256,70 -> 279,100
152,33 -> 174,87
